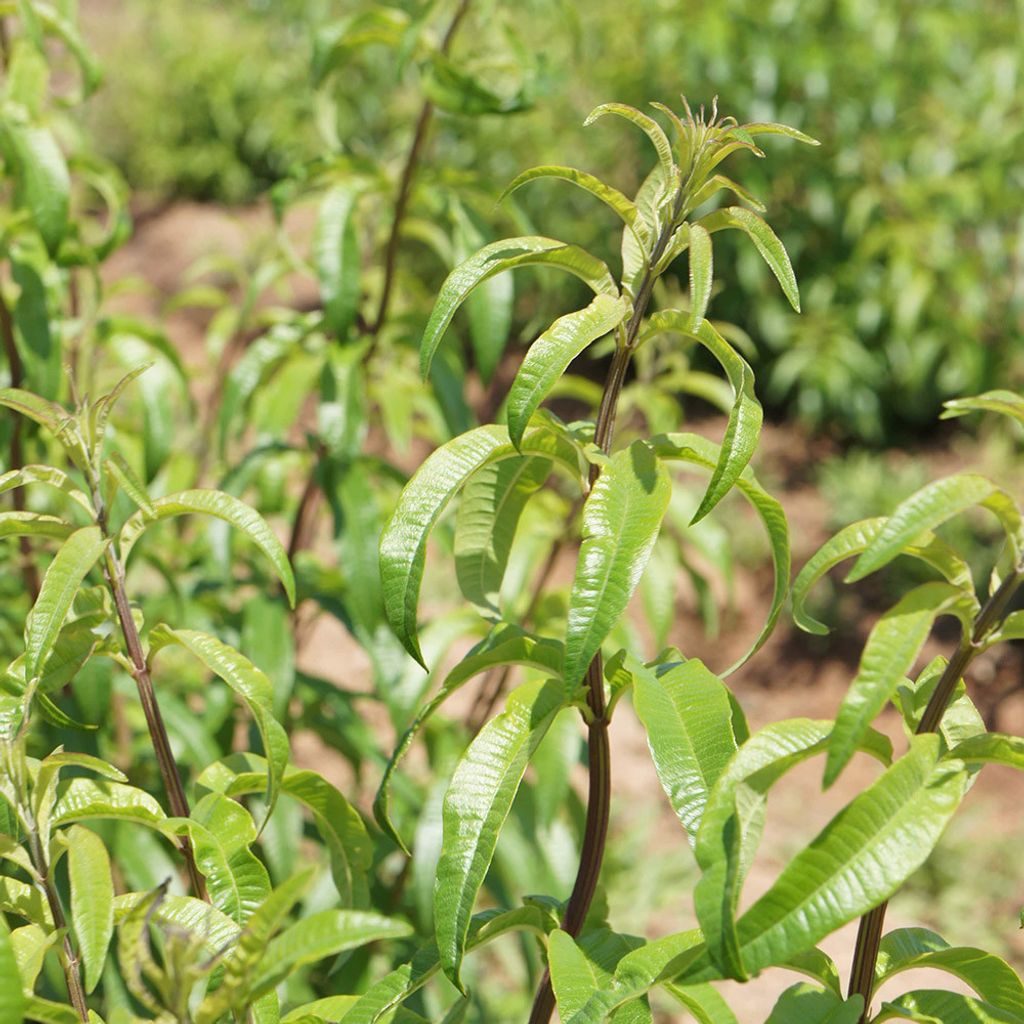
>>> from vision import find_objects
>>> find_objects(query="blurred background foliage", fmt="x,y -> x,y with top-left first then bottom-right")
84,0 -> 1024,444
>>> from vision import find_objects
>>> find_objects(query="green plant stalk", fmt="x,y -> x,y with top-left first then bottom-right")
528,187 -> 685,1024
24,818 -> 89,1020
846,566 -> 1022,1019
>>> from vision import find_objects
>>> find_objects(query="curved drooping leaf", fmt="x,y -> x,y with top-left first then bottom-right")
687,173 -> 766,214
733,122 -> 819,146
724,737 -> 965,979
946,732 -> 1024,771
380,423 -> 584,664
698,207 -> 799,311
67,825 -> 114,993
338,906 -> 556,1024
875,990 -> 1024,1024
560,929 -> 705,1024
641,316 -> 762,522
374,624 -> 564,851
824,582 -> 974,787
632,657 -> 739,843
51,779 -> 167,829
25,526 -> 107,681
792,518 -> 974,635
564,442 -> 670,687
119,489 -> 296,606
693,718 -> 891,981
874,928 -> 1024,1012
584,103 -> 675,180
163,793 -> 270,924
500,166 -> 644,246
847,474 -> 1024,582
113,891 -> 239,957
0,464 -> 92,514
198,753 -> 372,908
104,453 -> 154,517
942,390 -> 1024,428
648,433 -> 789,672
315,183 -> 361,339
0,916 -> 26,1024
664,981 -> 738,1024
420,237 -> 617,378
148,626 -> 289,823
687,224 -> 713,327
253,910 -> 412,996
454,455 -> 552,616
761,983 -> 862,1024
0,511 -> 73,542
0,120 -> 70,253
507,294 -> 629,448
435,677 -> 566,987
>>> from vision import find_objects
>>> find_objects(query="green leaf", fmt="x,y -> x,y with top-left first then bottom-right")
727,736 -> 965,978
0,463 -> 93,514
454,456 -> 552,617
0,386 -> 68,435
103,453 -> 154,517
338,906 -> 556,1024
585,103 -> 675,180
825,582 -> 974,786
0,511 -> 74,542
500,165 -> 644,242
507,294 -> 629,449
560,930 -> 705,1024
641,317 -> 762,522
564,442 -> 670,687
315,184 -> 361,339
163,792 -> 270,924
792,518 -> 974,635
254,911 -> 411,996
435,677 -> 566,988
945,732 -> 1024,770
762,984 -> 862,1024
67,825 -> 114,993
875,928 -> 1024,1011
687,224 -> 713,327
633,658 -> 739,843
420,237 -> 617,378
942,390 -> 1024,427
148,626 -> 289,824
876,991 -> 1024,1024
119,489 -> 295,606
422,53 -> 531,115
698,207 -> 799,311
550,929 -> 653,1022
198,754 -> 372,908
374,624 -> 564,851
26,526 -> 107,681
0,120 -> 70,254
0,917 -> 26,1024
847,474 -> 1023,582
693,718 -> 892,980
664,982 -> 737,1023
647,433 -> 790,672
52,779 -> 167,829
380,423 -> 583,665
114,890 -> 240,957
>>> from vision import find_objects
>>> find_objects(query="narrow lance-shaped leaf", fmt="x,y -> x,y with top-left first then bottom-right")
825,582 -> 974,787
52,779 -> 167,829
119,489 -> 296,606
454,456 -> 552,617
942,390 -> 1024,428
564,442 -> 670,687
315,183 -> 361,339
0,916 -> 26,1024
0,121 -> 70,254
420,237 -> 618,378
435,677 -> 566,988
664,982 -> 739,1024
584,103 -> 675,180
847,474 -> 1024,582
632,657 -> 740,843
0,511 -> 74,542
698,206 -> 800,312
641,316 -> 762,522
687,224 -> 713,328
67,825 -> 114,993
875,990 -> 1024,1024
148,626 -> 290,824
507,294 -> 629,448
874,927 -> 1024,1012
26,526 -> 107,681
726,737 -> 965,978
374,624 -> 564,851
